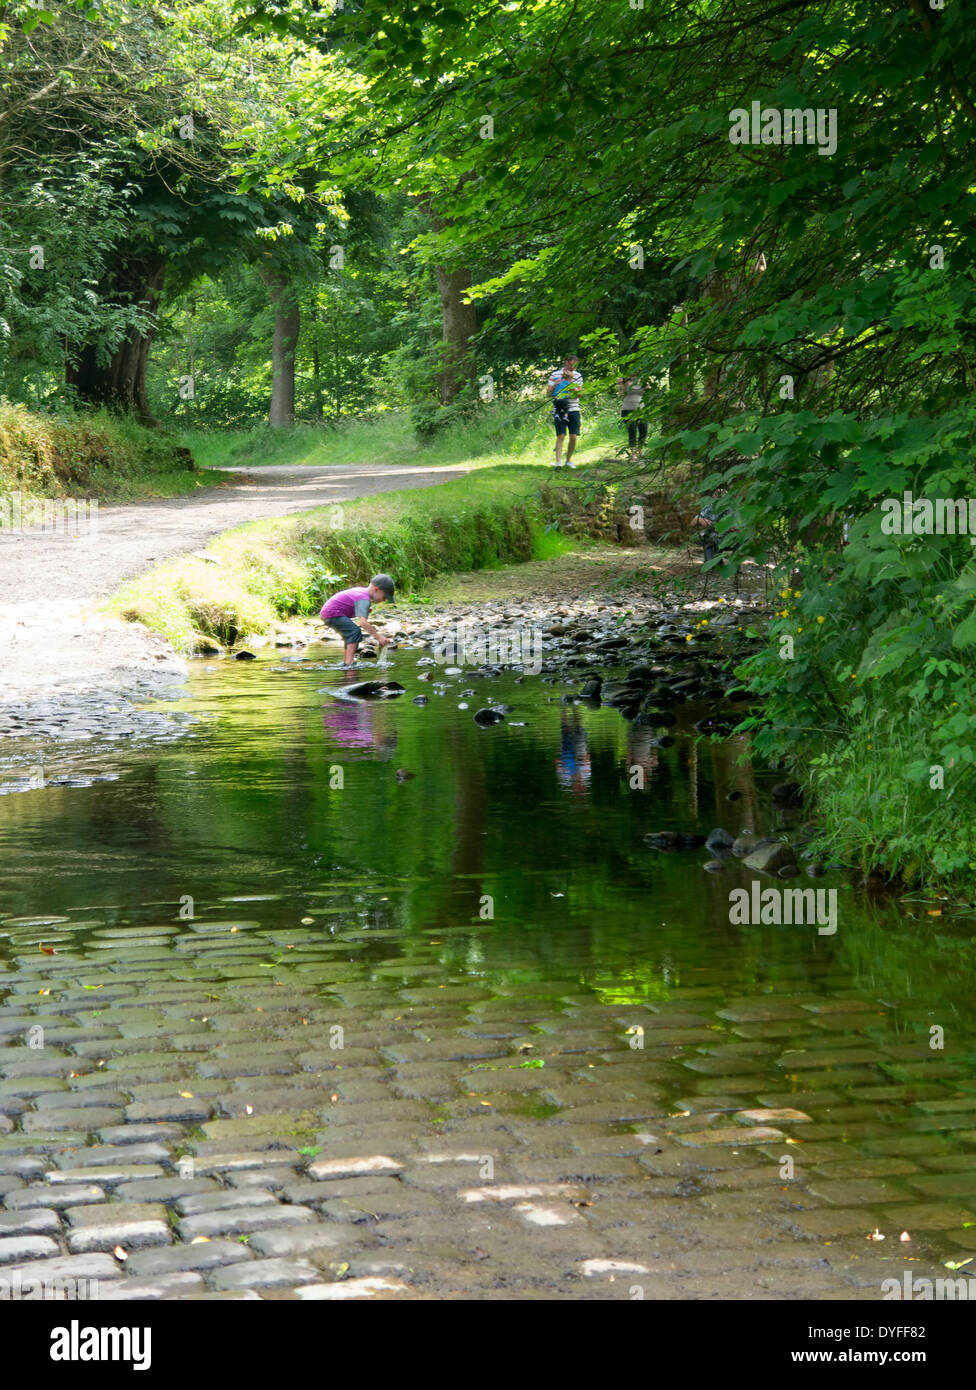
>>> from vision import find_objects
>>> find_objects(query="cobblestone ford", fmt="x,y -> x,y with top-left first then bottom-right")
1,902 -> 974,1300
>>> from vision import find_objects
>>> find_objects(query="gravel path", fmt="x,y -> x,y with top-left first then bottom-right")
0,463 -> 470,705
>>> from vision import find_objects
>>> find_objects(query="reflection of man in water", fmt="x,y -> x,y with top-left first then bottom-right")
321,700 -> 397,759
555,707 -> 591,796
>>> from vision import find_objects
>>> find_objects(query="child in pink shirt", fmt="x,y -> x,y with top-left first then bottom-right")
320,573 -> 395,666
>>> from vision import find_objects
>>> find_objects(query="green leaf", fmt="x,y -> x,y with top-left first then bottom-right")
951,612 -> 976,649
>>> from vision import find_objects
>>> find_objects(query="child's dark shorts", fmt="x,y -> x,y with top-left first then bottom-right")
552,408 -> 581,437
330,616 -> 363,645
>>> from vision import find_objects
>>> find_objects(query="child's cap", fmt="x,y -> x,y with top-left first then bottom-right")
370,573 -> 395,600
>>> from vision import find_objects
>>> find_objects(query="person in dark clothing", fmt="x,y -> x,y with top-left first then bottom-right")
617,375 -> 648,458
691,495 -> 738,565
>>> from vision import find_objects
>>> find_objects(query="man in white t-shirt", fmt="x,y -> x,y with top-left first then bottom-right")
547,355 -> 583,467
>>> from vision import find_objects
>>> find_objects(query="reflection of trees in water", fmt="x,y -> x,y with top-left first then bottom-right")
16,685 -> 976,1042
0,760 -> 173,916
90,761 -> 169,853
624,723 -> 761,833
627,726 -> 660,788
706,736 -> 760,833
686,738 -> 699,820
446,723 -> 489,926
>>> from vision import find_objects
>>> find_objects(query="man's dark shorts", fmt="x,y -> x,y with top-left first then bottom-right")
330,616 -> 362,645
553,409 -> 581,437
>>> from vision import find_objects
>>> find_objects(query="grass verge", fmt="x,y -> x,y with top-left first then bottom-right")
179,405 -> 624,473
107,465 -> 583,652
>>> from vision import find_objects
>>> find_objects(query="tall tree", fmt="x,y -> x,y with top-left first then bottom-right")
1,0 -> 344,417
259,262 -> 300,428
412,188 -> 478,404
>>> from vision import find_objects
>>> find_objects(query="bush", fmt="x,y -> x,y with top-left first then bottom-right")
409,400 -> 468,442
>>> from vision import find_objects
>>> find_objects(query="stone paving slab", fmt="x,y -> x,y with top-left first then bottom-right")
0,1234 -> 60,1263
125,1240 -> 254,1276
0,1207 -> 61,1236
0,1251 -> 122,1283
211,1257 -> 320,1291
6,1183 -> 105,1209
96,1272 -> 205,1299
247,1226 -> 346,1258
64,1201 -> 171,1253
295,1276 -> 412,1299
176,1204 -> 317,1240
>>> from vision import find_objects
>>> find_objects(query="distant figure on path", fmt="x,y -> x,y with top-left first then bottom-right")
617,374 -> 648,459
320,574 -> 394,667
547,355 -> 583,468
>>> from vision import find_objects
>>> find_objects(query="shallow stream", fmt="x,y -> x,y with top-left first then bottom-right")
1,644 -> 975,1293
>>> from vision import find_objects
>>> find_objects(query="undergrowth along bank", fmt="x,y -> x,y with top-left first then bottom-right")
0,402 -> 223,504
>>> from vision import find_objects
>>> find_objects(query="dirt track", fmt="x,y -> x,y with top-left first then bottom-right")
0,463 -> 471,606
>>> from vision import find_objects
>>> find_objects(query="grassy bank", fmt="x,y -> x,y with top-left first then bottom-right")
180,404 -> 623,473
108,465 -> 582,651
0,403 -> 225,505
0,400 -> 627,511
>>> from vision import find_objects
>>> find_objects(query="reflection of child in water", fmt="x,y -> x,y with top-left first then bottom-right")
555,707 -> 591,796
322,701 -> 397,759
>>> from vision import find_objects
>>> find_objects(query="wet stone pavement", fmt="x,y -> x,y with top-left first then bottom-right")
0,687 -> 196,797
2,898 -> 974,1300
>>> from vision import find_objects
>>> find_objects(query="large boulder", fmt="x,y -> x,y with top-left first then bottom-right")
705,828 -> 735,853
731,834 -> 758,857
330,680 -> 406,701
742,840 -> 797,875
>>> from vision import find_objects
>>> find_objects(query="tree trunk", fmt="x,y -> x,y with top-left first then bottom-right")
309,299 -> 323,422
261,267 -> 300,428
65,253 -> 165,423
434,261 -> 478,405
411,187 -> 478,405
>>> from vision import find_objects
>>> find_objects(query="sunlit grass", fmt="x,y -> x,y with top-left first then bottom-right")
179,405 -> 623,474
